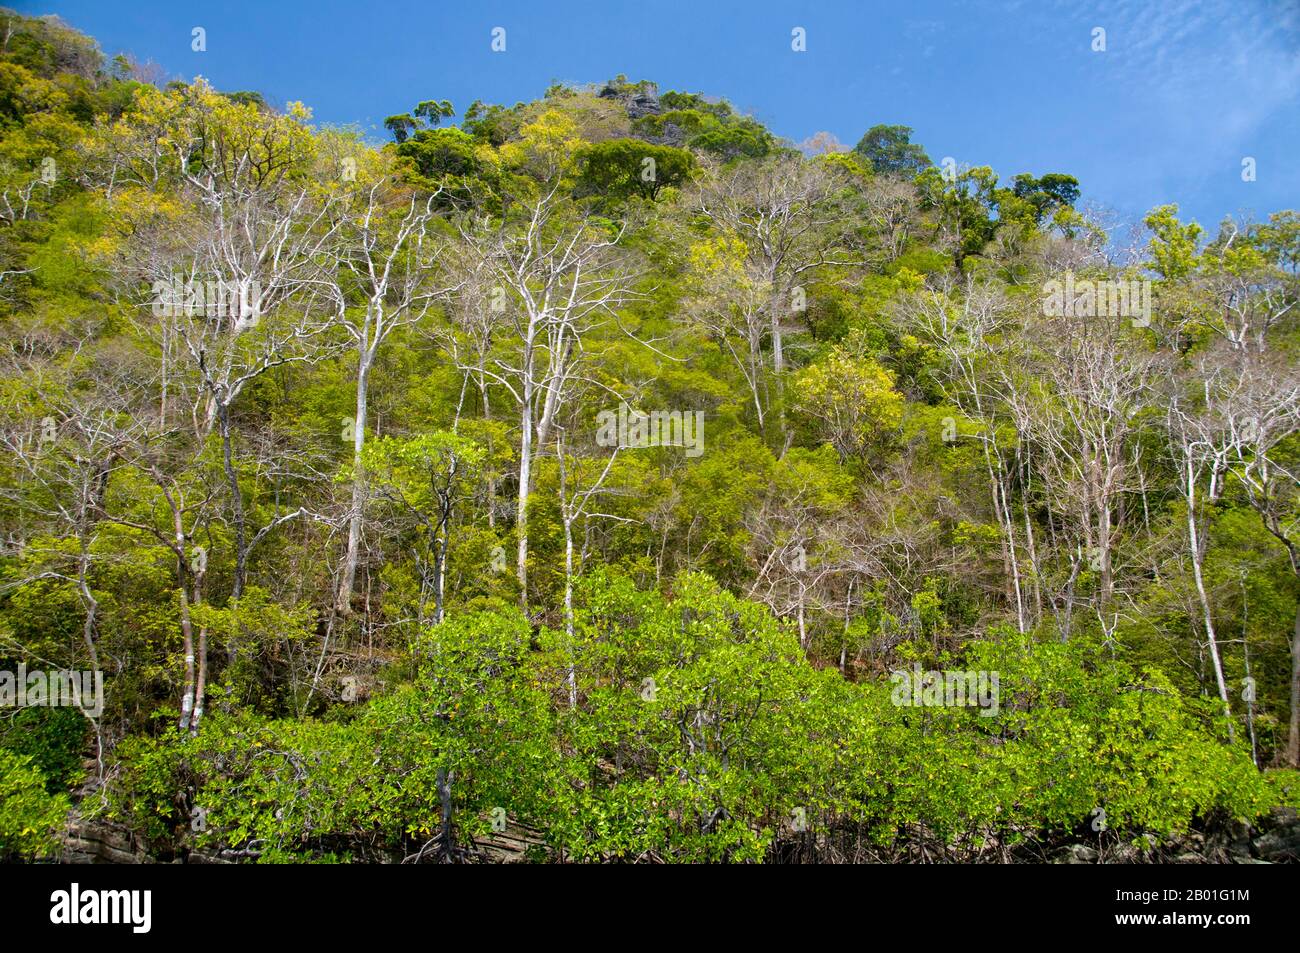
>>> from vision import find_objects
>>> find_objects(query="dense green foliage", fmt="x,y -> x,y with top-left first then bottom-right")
1,10 -> 1297,862
106,573 -> 1284,862
0,748 -> 71,858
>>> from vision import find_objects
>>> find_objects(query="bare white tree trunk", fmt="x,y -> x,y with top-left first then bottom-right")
1185,453 -> 1234,740
337,355 -> 370,614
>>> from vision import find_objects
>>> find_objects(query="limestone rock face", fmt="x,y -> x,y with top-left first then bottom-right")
599,81 -> 661,120
1251,807 -> 1300,862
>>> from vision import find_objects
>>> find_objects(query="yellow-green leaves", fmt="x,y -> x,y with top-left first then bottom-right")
793,346 -> 904,460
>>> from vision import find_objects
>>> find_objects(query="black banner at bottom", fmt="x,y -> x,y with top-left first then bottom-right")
2,862 -> 1281,943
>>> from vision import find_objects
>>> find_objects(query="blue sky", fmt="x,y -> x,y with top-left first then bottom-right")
15,0 -> 1300,235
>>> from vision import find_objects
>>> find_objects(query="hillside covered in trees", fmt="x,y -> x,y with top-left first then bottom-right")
1,10 -> 1298,864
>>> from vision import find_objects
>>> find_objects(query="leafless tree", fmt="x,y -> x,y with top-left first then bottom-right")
455,185 -> 639,607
